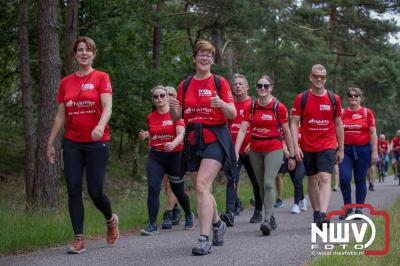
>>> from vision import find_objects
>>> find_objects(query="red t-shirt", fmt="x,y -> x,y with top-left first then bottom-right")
291,89 -> 342,152
342,107 -> 375,146
391,137 -> 400,154
245,98 -> 288,153
379,140 -> 389,154
229,97 -> 252,153
147,111 -> 184,152
57,70 -> 112,142
177,74 -> 234,144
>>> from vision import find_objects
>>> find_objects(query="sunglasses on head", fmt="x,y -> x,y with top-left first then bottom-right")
153,93 -> 166,99
348,93 -> 360,98
256,83 -> 271,89
312,74 -> 327,80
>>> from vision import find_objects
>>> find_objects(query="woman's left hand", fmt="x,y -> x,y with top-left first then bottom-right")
164,142 -> 176,152
91,124 -> 105,141
371,151 -> 379,164
288,158 -> 296,171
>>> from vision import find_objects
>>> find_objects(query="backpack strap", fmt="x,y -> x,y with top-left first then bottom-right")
181,75 -> 193,119
327,90 -> 337,118
249,97 -> 256,121
213,74 -> 221,96
300,90 -> 308,124
300,90 -> 337,123
273,99 -> 281,130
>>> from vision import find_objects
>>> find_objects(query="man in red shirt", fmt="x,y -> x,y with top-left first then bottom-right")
290,64 -> 344,229
391,130 -> 400,180
378,134 -> 390,178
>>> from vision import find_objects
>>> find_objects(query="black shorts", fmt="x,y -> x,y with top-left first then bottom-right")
303,149 -> 336,176
278,158 -> 289,174
186,141 -> 225,172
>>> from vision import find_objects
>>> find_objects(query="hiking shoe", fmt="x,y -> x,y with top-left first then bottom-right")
354,208 -> 363,220
141,223 -> 159,236
172,205 -> 181,225
339,208 -> 353,220
212,221 -> 226,246
192,236 -> 211,255
250,209 -> 263,223
368,183 -> 375,191
274,199 -> 284,208
220,212 -> 235,227
291,204 -> 301,214
249,197 -> 255,207
106,214 -> 119,244
68,235 -> 86,254
184,213 -> 195,230
234,200 -> 244,215
162,211 -> 173,229
260,219 -> 272,235
299,198 -> 307,211
270,216 -> 277,230
317,212 -> 329,230
313,211 -> 320,223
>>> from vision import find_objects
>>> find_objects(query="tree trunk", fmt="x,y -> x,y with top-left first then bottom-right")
34,0 -> 61,208
152,0 -> 164,70
19,0 -> 36,206
131,141 -> 140,180
64,0 -> 79,75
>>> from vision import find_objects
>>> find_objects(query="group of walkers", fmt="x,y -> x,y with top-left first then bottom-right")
46,36 -> 394,256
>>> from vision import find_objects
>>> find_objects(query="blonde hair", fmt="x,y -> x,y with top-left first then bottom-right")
164,86 -> 177,96
73,36 -> 97,54
193,40 -> 215,57
150,85 -> 167,94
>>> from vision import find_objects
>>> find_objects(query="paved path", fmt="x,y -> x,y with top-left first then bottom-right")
1,178 -> 399,266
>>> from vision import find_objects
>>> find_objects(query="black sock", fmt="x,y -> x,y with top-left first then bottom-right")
200,234 -> 209,241
213,220 -> 222,228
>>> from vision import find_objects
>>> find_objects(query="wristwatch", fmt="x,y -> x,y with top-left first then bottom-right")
289,156 -> 296,160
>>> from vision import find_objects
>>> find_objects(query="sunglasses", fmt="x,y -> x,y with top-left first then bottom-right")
311,74 -> 327,80
348,93 -> 360,99
168,93 -> 175,97
256,83 -> 271,89
153,94 -> 166,99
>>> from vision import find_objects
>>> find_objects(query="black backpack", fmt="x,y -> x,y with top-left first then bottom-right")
181,75 -> 221,119
300,90 -> 337,123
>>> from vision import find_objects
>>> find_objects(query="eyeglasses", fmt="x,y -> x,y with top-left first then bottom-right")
348,93 -> 360,99
196,53 -> 213,60
256,83 -> 271,89
153,94 -> 166,99
311,74 -> 327,81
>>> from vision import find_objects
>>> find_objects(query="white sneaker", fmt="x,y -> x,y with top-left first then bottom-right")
291,204 -> 301,214
299,199 -> 307,211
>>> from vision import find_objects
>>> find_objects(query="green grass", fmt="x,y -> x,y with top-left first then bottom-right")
310,197 -> 400,266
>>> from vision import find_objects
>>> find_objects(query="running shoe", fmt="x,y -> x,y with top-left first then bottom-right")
162,211 -> 173,229
234,200 -> 244,215
313,211 -> 320,223
274,199 -> 284,208
220,212 -> 235,227
212,220 -> 226,246
141,223 -> 159,236
106,214 -> 119,244
192,236 -> 211,256
354,208 -> 363,220
270,216 -> 277,230
249,209 -> 262,223
184,213 -> 195,230
260,219 -> 272,235
172,205 -> 181,225
317,212 -> 330,230
291,204 -> 301,214
368,183 -> 375,191
299,198 -> 307,211
68,235 -> 86,254
339,208 -> 353,220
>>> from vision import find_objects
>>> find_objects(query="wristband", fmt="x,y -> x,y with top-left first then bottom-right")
289,156 -> 296,160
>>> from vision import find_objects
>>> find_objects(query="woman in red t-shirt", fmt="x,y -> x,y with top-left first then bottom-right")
46,37 -> 118,254
138,85 -> 193,236
338,87 -> 378,219
235,75 -> 296,236
169,40 -> 236,255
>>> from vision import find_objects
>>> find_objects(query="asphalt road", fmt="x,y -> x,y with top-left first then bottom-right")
1,178 -> 399,266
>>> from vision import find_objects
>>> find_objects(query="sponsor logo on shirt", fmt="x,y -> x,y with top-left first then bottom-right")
320,104 -> 331,111
162,120 -> 173,126
253,127 -> 270,134
152,134 -> 173,141
308,119 -> 330,126
65,100 -> 95,108
352,114 -> 362,119
344,124 -> 362,129
198,89 -> 212,97
231,123 -> 241,129
240,109 -> 244,117
185,107 -> 212,114
261,114 -> 273,121
81,83 -> 94,90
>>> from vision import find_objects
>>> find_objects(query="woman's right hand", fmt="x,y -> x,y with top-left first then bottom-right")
47,145 -> 55,164
295,146 -> 304,161
138,129 -> 147,140
169,97 -> 180,111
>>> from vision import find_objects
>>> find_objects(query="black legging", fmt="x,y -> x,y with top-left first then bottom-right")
288,160 -> 305,204
63,138 -> 113,235
147,149 -> 191,224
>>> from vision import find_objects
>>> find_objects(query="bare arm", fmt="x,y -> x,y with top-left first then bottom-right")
164,125 -> 185,152
91,93 -> 112,141
47,104 -> 66,163
282,122 -> 296,170
290,115 -> 303,161
369,126 -> 378,163
235,121 -> 249,157
210,95 -> 237,120
335,116 -> 344,164
169,97 -> 182,121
